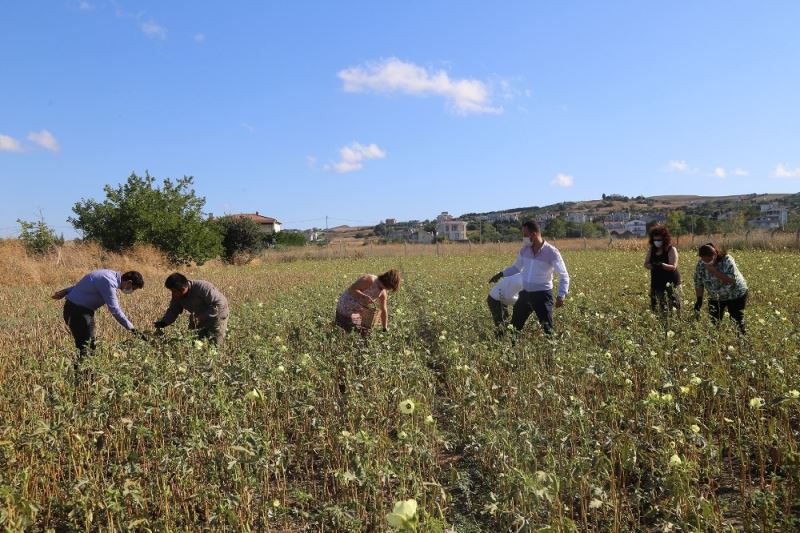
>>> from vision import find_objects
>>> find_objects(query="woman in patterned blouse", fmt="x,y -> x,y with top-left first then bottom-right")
693,243 -> 748,334
335,269 -> 401,336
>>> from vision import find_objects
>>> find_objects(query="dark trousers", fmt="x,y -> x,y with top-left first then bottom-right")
189,315 -> 229,346
709,292 -> 747,335
650,285 -> 681,316
511,290 -> 554,335
487,295 -> 510,331
63,300 -> 96,359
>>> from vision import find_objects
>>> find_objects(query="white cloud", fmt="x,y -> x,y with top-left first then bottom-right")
712,167 -> 727,179
327,142 -> 386,174
338,58 -> 502,115
240,122 -> 256,133
27,130 -> 60,152
550,173 -> 574,188
141,21 -> 167,39
494,76 -> 528,102
774,163 -> 800,178
306,155 -> 317,169
194,33 -> 206,43
0,134 -> 22,152
78,1 -> 92,10
664,159 -> 697,174
734,168 -> 749,176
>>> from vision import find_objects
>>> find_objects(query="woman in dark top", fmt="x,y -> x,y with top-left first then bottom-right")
644,225 -> 681,316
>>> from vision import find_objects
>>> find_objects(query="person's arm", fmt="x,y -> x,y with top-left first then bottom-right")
347,276 -> 378,307
155,298 -> 183,328
705,258 -> 735,284
502,251 -> 524,278
51,285 -> 74,300
660,247 -> 678,272
694,263 -> 705,311
379,291 -> 389,331
643,248 -> 652,270
553,251 -> 569,307
96,276 -> 135,330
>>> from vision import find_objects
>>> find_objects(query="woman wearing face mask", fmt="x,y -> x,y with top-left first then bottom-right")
644,225 -> 681,316
693,243 -> 748,334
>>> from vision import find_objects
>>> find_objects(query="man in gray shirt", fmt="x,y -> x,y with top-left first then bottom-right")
154,273 -> 230,345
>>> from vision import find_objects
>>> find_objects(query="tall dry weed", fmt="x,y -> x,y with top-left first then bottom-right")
0,240 -> 171,287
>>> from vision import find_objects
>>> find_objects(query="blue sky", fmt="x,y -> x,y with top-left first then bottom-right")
2,1 -> 800,237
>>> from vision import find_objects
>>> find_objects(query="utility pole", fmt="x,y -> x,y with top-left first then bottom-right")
325,215 -> 328,230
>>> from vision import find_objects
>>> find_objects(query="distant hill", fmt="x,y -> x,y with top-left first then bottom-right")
464,192 -> 799,220
309,192 -> 800,244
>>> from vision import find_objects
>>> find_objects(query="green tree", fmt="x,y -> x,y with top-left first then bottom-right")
373,222 -> 388,237
593,221 -> 608,236
69,173 -> 222,264
666,211 -> 685,237
469,221 -> 499,242
693,216 -> 710,235
498,225 -> 522,241
565,221 -> 580,238
216,216 -> 271,263
543,217 -> 567,239
17,217 -> 64,256
787,213 -> 800,232
581,221 -> 599,238
274,231 -> 306,247
720,211 -> 746,233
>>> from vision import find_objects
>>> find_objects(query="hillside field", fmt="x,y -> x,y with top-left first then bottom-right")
2,249 -> 800,531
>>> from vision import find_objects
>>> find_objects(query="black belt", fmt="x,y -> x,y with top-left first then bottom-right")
65,300 -> 94,313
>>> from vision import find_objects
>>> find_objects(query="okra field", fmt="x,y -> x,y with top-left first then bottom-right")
2,249 -> 800,531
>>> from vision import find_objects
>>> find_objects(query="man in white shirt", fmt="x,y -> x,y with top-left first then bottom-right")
489,221 -> 570,335
487,272 -> 523,334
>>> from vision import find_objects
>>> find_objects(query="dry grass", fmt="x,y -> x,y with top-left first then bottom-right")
0,241 -> 171,287
2,229 -> 796,288
256,230 -> 800,263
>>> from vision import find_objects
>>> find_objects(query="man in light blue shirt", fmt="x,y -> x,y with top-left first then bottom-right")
52,270 -> 144,361
489,220 -> 569,335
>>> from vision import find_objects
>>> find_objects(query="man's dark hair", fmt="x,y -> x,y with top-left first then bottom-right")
522,220 -> 540,234
121,271 -> 145,289
164,272 -> 190,290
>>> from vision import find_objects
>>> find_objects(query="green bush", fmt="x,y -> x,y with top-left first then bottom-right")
69,173 -> 222,265
274,231 -> 306,247
216,216 -> 271,263
17,218 -> 64,256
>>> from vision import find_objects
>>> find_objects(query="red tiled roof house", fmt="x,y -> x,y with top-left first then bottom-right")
230,212 -> 283,234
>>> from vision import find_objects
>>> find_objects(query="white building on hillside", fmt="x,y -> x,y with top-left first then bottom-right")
303,229 -> 321,242
487,211 -> 521,223
605,211 -> 632,223
566,212 -> 590,224
625,219 -> 648,237
756,203 -> 788,228
436,212 -> 468,241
